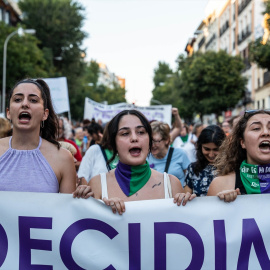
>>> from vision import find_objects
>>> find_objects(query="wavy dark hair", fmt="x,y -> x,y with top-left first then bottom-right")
7,78 -> 60,149
193,125 -> 225,175
107,110 -> 152,164
215,110 -> 270,175
100,122 -> 112,150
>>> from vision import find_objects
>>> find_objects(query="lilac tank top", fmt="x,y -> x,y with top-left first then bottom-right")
0,137 -> 59,193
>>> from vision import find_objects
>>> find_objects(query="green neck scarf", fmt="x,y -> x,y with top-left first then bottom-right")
181,134 -> 189,143
240,160 -> 270,194
115,161 -> 152,196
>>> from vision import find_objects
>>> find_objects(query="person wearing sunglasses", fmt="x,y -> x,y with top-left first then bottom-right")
207,110 -> 270,202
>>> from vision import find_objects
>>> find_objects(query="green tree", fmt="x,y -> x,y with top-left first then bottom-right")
151,61 -> 194,121
152,61 -> 173,88
249,0 -> 270,70
71,60 -> 126,119
0,23 -> 51,98
19,0 -> 88,119
177,51 -> 247,120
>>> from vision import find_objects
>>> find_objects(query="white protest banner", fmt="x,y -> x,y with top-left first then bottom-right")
84,97 -> 172,125
0,192 -> 269,269
43,77 -> 70,114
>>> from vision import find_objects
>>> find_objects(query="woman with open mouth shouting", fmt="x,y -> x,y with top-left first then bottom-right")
0,78 -> 79,194
73,110 -> 196,214
207,110 -> 270,202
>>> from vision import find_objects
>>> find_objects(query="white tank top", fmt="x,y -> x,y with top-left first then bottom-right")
100,172 -> 172,199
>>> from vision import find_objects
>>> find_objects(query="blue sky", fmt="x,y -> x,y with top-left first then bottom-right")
79,0 -> 210,105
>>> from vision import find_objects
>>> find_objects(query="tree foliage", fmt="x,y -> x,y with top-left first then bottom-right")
152,51 -> 247,121
19,0 -> 88,119
0,23 -> 51,95
178,51 -> 247,118
72,61 -> 126,119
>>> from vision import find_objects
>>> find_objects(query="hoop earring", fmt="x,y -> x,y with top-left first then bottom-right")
41,121 -> 44,128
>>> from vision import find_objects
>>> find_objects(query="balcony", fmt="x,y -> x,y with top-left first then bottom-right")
263,71 -> 270,85
237,26 -> 252,45
238,0 -> 252,15
205,34 -> 216,49
198,36 -> 205,49
219,20 -> 229,37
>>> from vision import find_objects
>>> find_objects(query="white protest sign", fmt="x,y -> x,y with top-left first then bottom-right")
84,97 -> 172,125
0,192 -> 269,269
43,77 -> 70,114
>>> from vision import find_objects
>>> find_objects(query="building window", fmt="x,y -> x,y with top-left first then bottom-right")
5,11 -> 10,24
262,99 -> 265,109
257,100 -> 260,109
258,78 -> 260,88
0,8 -> 3,22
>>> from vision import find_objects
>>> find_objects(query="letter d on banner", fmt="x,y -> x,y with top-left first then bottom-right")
0,224 -> 8,267
154,222 -> 204,269
60,219 -> 118,270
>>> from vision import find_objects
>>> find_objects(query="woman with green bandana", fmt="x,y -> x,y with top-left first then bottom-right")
74,110 -> 196,214
207,110 -> 270,202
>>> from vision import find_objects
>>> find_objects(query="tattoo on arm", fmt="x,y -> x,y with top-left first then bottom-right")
152,182 -> 161,189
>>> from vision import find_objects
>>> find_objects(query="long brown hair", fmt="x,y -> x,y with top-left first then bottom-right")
8,78 -> 60,149
215,110 -> 270,175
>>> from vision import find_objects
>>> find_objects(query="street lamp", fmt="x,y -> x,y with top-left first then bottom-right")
2,27 -> 36,114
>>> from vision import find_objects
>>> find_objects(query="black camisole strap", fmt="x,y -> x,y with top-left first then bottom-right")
235,169 -> 247,195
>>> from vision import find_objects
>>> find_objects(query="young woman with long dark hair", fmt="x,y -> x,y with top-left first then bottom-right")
184,125 -> 225,196
0,78 -> 76,193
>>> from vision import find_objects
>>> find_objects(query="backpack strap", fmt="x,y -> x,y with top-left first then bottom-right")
98,145 -> 112,171
164,147 -> 174,173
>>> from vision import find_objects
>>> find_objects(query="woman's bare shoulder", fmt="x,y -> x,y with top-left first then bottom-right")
207,173 -> 236,196
150,168 -> 164,180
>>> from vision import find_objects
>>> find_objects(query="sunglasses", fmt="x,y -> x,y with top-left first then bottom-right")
244,109 -> 270,118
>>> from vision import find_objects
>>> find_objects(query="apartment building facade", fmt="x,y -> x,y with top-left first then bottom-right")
185,0 -> 270,117
97,62 -> 125,89
0,0 -> 21,26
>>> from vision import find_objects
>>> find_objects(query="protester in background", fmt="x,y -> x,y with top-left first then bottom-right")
75,127 -> 84,149
87,122 -> 103,147
172,124 -> 189,149
184,125 -> 226,197
0,78 -> 76,193
0,117 -> 12,138
74,110 -> 195,214
82,118 -> 91,128
147,120 -> 190,187
229,115 -> 241,130
169,107 -> 183,143
78,122 -> 118,185
221,121 -> 231,136
58,117 -> 82,170
183,123 -> 205,163
208,110 -> 270,202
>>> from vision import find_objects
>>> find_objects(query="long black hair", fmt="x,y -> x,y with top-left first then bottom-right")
107,110 -> 152,164
8,78 -> 60,149
193,125 -> 225,175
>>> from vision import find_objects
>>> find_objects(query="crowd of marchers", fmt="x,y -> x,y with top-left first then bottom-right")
0,78 -> 269,214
